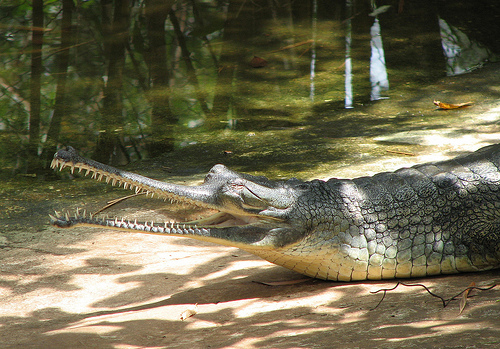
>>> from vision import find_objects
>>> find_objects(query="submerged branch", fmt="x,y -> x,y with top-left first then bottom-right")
168,8 -> 210,115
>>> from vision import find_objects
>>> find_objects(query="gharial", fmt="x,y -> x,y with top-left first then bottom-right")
50,145 -> 500,281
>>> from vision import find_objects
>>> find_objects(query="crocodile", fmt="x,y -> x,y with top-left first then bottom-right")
50,145 -> 500,281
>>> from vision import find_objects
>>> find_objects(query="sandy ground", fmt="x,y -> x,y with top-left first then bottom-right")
0,226 -> 499,349
2,65 -> 500,348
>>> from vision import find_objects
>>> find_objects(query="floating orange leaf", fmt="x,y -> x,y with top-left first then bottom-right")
434,100 -> 473,110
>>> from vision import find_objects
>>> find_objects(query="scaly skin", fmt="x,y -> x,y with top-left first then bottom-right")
50,145 -> 500,281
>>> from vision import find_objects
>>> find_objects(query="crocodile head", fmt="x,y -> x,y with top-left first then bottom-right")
50,147 -> 309,254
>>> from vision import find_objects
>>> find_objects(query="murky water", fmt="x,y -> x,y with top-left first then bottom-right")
161,0 -> 500,179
